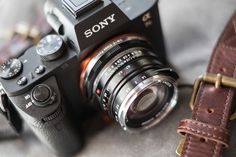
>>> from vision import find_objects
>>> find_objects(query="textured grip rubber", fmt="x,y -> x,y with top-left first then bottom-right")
19,106 -> 81,157
6,76 -> 82,157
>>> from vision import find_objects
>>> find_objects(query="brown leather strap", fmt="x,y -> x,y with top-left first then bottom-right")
177,11 -> 236,157
178,119 -> 230,148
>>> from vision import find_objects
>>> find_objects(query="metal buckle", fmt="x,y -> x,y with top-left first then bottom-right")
176,73 -> 236,156
189,73 -> 236,120
13,23 -> 41,44
176,138 -> 185,155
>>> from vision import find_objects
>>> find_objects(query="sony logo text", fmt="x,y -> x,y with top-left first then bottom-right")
84,14 -> 116,38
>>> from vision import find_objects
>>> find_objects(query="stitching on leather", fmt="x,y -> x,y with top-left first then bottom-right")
212,55 -> 236,157
181,119 -> 229,134
211,21 -> 236,157
213,145 -> 217,157
215,145 -> 222,157
208,17 -> 233,72
211,18 -> 236,157
222,36 -> 236,50
194,84 -> 206,120
221,65 -> 236,126
178,127 -> 228,142
233,20 -> 236,33
212,55 -> 233,157
182,16 -> 236,157
212,17 -> 236,157
222,20 -> 236,50
221,19 -> 236,47
220,84 -> 231,126
182,77 -> 207,156
182,135 -> 190,157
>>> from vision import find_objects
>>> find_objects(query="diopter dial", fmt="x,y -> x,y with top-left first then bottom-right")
0,59 -> 22,79
36,35 -> 65,61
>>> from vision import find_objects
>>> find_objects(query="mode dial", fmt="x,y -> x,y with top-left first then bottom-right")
36,35 -> 65,61
0,59 -> 22,79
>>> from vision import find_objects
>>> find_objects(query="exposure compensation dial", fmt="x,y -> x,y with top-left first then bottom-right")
36,35 -> 65,61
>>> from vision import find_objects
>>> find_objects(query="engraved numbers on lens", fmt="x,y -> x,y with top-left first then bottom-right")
104,50 -> 142,77
102,90 -> 110,111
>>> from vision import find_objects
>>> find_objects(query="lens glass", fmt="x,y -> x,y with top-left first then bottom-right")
126,84 -> 170,128
128,85 -> 166,118
133,88 -> 158,112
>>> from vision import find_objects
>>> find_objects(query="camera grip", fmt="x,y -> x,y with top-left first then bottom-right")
23,106 -> 81,157
6,77 -> 82,156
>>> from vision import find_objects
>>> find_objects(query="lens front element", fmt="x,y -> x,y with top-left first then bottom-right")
118,75 -> 177,131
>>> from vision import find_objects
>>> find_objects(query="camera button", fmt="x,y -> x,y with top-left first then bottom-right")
32,85 -> 51,103
31,84 -> 56,107
35,65 -> 46,75
17,77 -> 28,86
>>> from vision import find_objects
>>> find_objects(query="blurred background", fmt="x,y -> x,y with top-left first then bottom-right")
0,0 -> 44,42
0,0 -> 236,157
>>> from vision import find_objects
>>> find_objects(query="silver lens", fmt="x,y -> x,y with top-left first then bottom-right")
117,75 -> 178,132
81,34 -> 178,132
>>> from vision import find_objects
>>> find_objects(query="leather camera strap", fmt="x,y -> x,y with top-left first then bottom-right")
176,11 -> 236,157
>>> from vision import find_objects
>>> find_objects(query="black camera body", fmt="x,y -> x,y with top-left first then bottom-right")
45,0 -> 166,62
0,44 -> 82,157
0,0 -> 178,157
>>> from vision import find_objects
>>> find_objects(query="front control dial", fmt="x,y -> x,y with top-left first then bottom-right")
0,59 -> 22,79
36,35 -> 65,61
31,84 -> 56,107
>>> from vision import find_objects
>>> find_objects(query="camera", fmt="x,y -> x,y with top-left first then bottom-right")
0,0 -> 179,156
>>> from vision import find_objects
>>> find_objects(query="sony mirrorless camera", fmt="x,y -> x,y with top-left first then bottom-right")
0,0 -> 178,156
